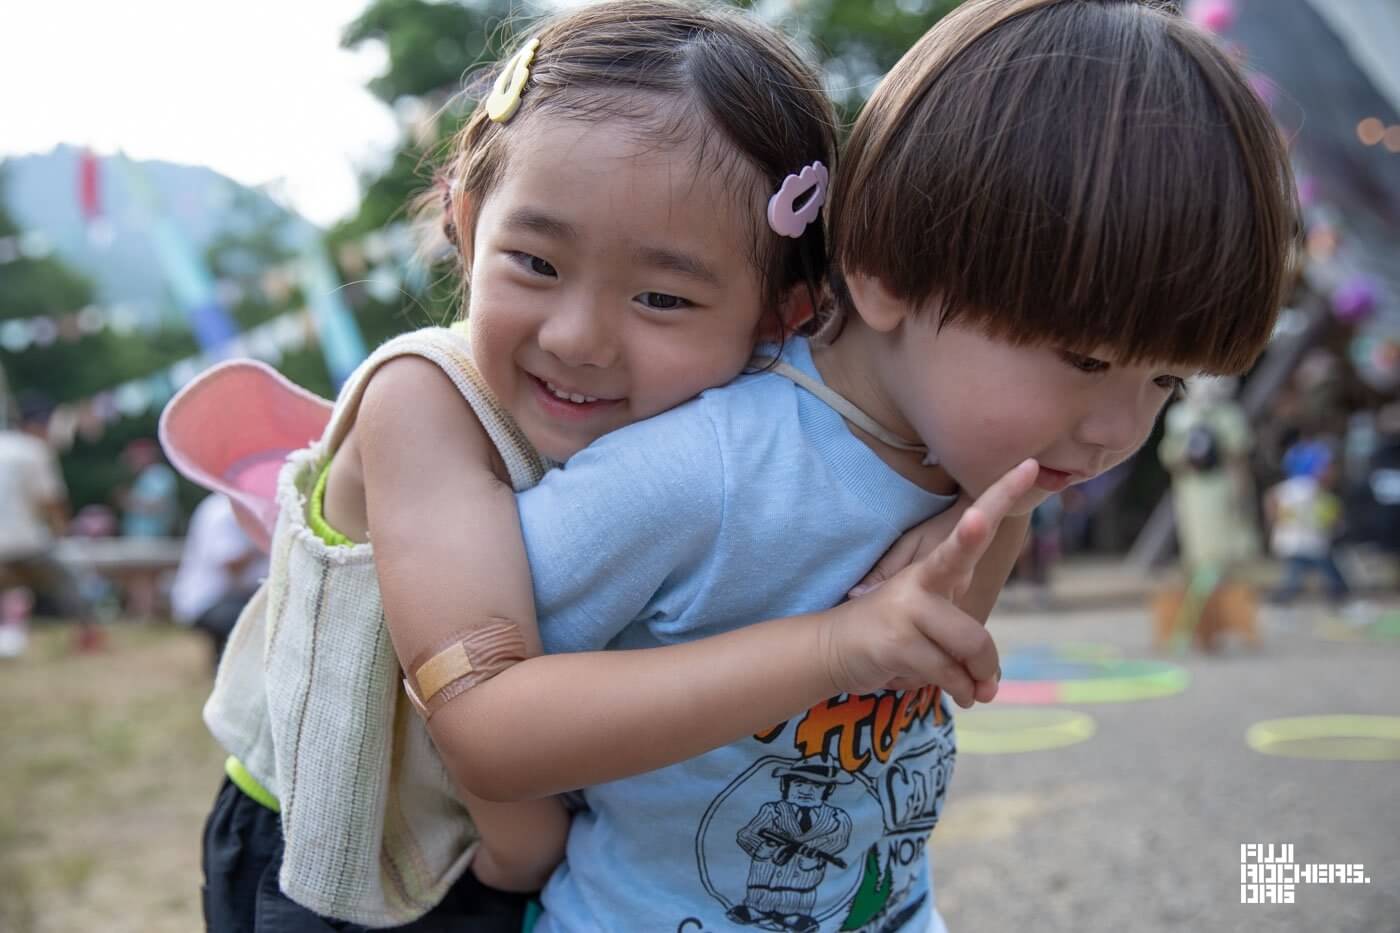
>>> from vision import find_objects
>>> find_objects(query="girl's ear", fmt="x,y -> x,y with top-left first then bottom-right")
844,273 -> 913,334
756,285 -> 817,343
453,191 -> 478,272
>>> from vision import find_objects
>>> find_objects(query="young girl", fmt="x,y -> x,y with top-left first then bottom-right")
164,3 -> 1017,930
423,0 -> 1296,930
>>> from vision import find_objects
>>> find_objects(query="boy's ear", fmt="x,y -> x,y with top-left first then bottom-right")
844,273 -> 912,334
756,285 -> 817,342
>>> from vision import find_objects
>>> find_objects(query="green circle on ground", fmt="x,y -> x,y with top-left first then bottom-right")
1000,646 -> 1191,704
1055,662 -> 1191,703
957,708 -> 1096,755
1246,716 -> 1400,761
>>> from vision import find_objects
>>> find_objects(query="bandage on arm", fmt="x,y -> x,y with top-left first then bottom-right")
403,620 -> 529,720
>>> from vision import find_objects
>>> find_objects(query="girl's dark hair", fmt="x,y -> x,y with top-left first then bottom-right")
436,0 -> 837,325
829,0 -> 1299,374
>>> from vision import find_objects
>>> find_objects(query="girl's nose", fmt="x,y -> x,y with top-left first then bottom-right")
536,297 -> 619,369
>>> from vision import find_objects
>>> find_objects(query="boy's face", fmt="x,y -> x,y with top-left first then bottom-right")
880,308 -> 1187,515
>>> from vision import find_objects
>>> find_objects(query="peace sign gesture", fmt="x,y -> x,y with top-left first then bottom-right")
821,459 -> 1039,704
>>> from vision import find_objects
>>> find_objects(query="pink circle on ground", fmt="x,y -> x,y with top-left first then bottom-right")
995,681 -> 1060,705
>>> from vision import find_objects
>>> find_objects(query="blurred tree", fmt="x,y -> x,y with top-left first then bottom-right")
788,0 -> 966,122
0,167 -> 198,511
331,0 -> 967,321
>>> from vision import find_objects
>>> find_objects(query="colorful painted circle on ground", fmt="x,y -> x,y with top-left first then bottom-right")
1246,716 -> 1400,761
957,707 -> 1096,754
996,643 -> 1190,704
1313,612 -> 1400,644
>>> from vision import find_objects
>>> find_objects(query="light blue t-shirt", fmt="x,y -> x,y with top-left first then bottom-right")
518,337 -> 958,933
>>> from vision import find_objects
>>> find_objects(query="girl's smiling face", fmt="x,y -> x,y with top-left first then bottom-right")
463,115 -> 775,462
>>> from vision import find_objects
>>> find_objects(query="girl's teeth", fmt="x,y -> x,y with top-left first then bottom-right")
545,381 -> 599,404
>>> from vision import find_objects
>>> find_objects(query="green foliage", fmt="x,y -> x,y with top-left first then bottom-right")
794,0 -> 966,121
341,0 -> 527,105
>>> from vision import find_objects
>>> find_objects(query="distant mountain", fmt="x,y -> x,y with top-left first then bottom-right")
2,145 -> 320,304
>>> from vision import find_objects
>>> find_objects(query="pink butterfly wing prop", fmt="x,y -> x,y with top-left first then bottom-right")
159,360 -> 332,552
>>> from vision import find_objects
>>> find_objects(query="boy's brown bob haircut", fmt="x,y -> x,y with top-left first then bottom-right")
829,0 -> 1298,375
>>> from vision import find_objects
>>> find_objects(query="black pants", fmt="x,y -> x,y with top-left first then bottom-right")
202,777 -> 531,932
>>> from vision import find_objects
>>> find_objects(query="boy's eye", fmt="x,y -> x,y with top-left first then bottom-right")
509,251 -> 557,277
638,292 -> 690,312
1155,374 -> 1186,393
1061,351 -> 1108,374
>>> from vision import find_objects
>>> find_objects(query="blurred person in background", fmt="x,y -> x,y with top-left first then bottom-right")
1158,376 -> 1260,649
170,493 -> 267,672
119,437 -> 179,538
1265,442 -> 1349,610
0,392 -> 101,654
117,437 -> 180,618
1160,376 -> 1260,571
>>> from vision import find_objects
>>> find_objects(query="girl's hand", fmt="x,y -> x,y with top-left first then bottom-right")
820,459 -> 1039,705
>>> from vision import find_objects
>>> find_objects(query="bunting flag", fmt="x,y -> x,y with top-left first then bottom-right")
116,153 -> 240,353
78,148 -> 103,222
30,307 -> 317,451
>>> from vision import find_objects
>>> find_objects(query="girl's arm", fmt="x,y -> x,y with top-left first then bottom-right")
421,391 -> 1032,803
353,356 -> 567,890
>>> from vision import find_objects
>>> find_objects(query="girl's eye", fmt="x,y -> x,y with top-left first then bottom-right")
638,292 -> 691,312
1155,374 -> 1186,393
509,252 -> 557,277
1062,351 -> 1109,374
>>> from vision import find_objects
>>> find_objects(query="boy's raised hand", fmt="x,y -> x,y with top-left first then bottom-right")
822,459 -> 1039,706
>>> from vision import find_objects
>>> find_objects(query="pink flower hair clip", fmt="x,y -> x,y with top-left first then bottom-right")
767,161 -> 829,238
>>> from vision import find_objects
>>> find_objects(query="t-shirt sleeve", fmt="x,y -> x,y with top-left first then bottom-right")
516,402 -> 725,653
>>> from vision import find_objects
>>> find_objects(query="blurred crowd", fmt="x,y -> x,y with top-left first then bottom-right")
0,390 -> 263,660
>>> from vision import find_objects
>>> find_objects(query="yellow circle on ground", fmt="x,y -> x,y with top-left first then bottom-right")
957,708 -> 1096,755
1246,716 -> 1400,761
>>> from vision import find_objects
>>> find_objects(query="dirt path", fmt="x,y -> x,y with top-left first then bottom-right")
0,623 -> 223,933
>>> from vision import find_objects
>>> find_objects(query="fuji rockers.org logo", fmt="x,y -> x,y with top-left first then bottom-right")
1240,844 -> 1371,904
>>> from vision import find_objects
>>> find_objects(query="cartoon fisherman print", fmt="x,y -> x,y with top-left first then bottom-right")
727,756 -> 854,933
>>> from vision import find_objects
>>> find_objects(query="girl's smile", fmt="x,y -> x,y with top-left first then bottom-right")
465,115 -> 773,463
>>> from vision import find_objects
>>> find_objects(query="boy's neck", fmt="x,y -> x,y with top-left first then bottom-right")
810,322 -> 958,496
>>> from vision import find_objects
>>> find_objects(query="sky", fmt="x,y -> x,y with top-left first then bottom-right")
0,0 -> 401,227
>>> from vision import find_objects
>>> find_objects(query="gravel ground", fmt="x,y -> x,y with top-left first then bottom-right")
931,600 -> 1400,933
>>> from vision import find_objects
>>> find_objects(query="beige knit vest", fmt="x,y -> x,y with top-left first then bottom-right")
203,326 -> 548,926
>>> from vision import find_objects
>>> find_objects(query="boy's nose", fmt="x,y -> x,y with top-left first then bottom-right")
1074,402 -> 1143,455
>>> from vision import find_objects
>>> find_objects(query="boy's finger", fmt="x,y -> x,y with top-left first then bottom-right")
894,639 -> 975,707
906,598 -> 997,680
968,458 -> 1039,535
914,458 -> 1037,592
914,508 -> 988,593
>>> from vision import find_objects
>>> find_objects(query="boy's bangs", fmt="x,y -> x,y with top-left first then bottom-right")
838,1 -> 1297,375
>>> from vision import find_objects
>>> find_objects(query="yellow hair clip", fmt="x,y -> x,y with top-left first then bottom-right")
487,37 -> 540,124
